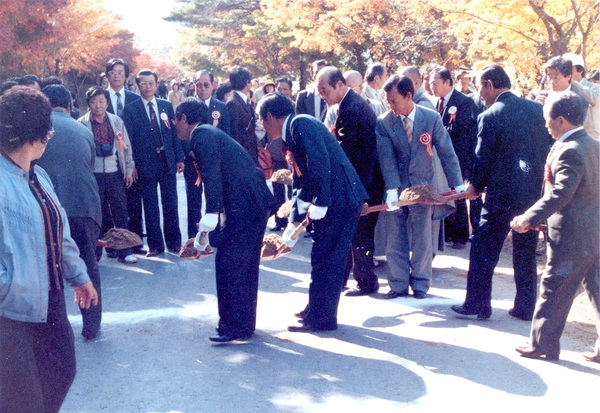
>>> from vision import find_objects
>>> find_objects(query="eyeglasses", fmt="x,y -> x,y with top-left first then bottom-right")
195,82 -> 211,89
138,81 -> 156,87
108,70 -> 126,77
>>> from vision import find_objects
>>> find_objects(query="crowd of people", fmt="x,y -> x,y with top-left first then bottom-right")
1,53 -> 599,411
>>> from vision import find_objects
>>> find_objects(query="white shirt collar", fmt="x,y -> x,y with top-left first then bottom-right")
401,103 -> 416,123
558,126 -> 584,142
204,97 -> 211,107
108,86 -> 125,96
282,115 -> 292,142
235,90 -> 248,103
441,89 -> 454,107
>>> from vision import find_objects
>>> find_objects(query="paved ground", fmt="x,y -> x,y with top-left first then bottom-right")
61,176 -> 599,413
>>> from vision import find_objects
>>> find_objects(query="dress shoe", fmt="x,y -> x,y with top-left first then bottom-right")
118,255 -> 138,264
345,287 -> 378,297
294,309 -> 307,319
383,289 -> 409,299
452,242 -> 466,250
132,247 -> 147,255
451,304 -> 491,320
508,308 -> 533,321
106,250 -> 119,259
582,352 -> 600,363
209,333 -> 252,343
413,291 -> 427,299
146,250 -> 162,258
288,324 -> 337,332
515,345 -> 559,361
168,246 -> 182,254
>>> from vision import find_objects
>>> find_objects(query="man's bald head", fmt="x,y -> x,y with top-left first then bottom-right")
399,66 -> 422,90
316,66 -> 347,106
344,70 -> 363,94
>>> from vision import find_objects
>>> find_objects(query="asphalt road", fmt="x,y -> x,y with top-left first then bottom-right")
60,175 -> 599,412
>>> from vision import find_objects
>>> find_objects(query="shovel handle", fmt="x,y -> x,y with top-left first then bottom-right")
290,217 -> 311,240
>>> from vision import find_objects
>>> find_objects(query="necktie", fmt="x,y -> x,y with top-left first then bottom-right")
147,102 -> 164,151
437,96 -> 444,114
116,92 -> 123,117
403,116 -> 412,144
319,100 -> 327,122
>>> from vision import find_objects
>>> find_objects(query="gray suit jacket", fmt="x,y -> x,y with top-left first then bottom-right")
522,129 -> 599,260
376,105 -> 463,194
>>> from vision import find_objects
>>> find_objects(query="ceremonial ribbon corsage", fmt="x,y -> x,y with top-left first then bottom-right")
212,110 -> 221,127
448,106 -> 457,124
160,112 -> 170,129
115,130 -> 128,151
418,132 -> 433,156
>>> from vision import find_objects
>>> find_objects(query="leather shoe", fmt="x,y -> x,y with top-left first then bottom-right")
132,247 -> 147,255
288,324 -> 336,333
582,352 -> 600,363
209,333 -> 252,343
413,291 -> 427,299
508,308 -> 533,321
515,345 -> 559,361
383,289 -> 409,299
146,250 -> 162,258
294,309 -> 307,319
451,304 -> 491,320
345,287 -> 378,297
452,242 -> 466,250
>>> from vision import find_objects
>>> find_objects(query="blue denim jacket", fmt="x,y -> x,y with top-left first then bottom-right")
0,155 -> 89,323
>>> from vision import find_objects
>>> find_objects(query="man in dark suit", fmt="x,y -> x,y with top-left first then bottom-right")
511,91 -> 599,362
452,64 -> 552,320
258,93 -> 368,332
295,59 -> 329,122
105,58 -> 145,254
121,69 -> 185,257
430,67 -> 477,250
175,99 -> 275,343
377,75 -> 464,300
316,66 -> 384,296
181,70 -> 231,239
226,66 -> 258,164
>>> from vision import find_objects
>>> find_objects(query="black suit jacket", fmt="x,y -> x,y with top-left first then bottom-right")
182,97 -> 231,156
226,92 -> 258,164
334,89 -> 384,203
438,90 -> 477,180
285,114 -> 368,222
189,125 -> 275,234
121,98 -> 184,178
296,86 -> 326,121
471,92 -> 551,214
107,89 -> 140,116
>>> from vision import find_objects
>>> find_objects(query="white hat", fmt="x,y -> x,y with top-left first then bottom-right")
562,53 -> 585,68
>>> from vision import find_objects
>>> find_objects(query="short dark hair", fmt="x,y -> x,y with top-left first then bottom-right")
194,70 -> 214,84
106,58 -> 130,79
258,92 -> 295,119
18,74 -> 40,87
431,67 -> 454,86
0,86 -> 53,153
383,74 -> 414,98
546,91 -> 587,126
312,60 -> 328,72
42,84 -> 72,109
365,62 -> 386,82
276,76 -> 293,90
215,81 -> 233,102
546,56 -> 572,79
479,64 -> 511,89
229,67 -> 252,91
322,67 -> 346,88
175,97 -> 210,125
85,86 -> 110,104
136,69 -> 158,85
41,76 -> 63,88
0,81 -> 18,95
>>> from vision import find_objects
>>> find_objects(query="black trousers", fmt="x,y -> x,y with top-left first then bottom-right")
463,209 -> 538,317
271,160 -> 289,229
183,157 -> 202,240
68,216 -> 102,338
303,206 -> 361,329
343,210 -> 380,291
212,212 -> 270,337
0,291 -> 76,413
95,171 -> 132,259
139,154 -> 182,252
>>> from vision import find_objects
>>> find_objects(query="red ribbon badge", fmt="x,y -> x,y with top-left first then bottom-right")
418,132 -> 433,156
448,106 -> 457,125
115,130 -> 128,151
285,150 -> 303,177
212,110 -> 220,127
160,112 -> 170,129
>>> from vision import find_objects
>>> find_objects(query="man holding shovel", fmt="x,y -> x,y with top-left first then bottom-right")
175,98 -> 275,343
258,93 -> 368,332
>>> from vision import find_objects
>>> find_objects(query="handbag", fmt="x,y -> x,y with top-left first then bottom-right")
257,146 -> 273,179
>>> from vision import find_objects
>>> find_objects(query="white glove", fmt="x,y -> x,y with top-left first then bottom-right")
194,231 -> 209,252
454,184 -> 468,193
281,223 -> 300,248
308,205 -> 328,220
199,213 -> 218,232
386,189 -> 400,211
